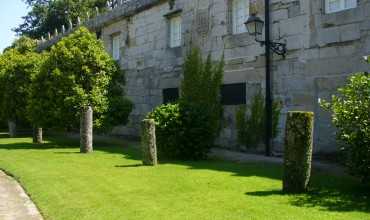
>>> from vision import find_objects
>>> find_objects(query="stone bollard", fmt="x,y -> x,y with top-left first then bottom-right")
33,127 -> 43,144
7,120 -> 16,138
283,111 -> 314,193
141,119 -> 158,166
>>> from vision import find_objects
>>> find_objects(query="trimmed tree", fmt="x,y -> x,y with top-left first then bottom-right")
179,48 -> 224,159
0,37 -> 41,138
44,27 -> 130,153
148,48 -> 224,160
27,51 -> 58,144
283,111 -> 314,193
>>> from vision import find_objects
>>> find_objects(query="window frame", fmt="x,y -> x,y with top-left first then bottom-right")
232,0 -> 250,34
169,15 -> 182,48
111,33 -> 121,61
325,0 -> 357,14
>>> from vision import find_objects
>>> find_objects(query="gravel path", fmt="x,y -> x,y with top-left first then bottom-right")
210,148 -> 346,176
0,171 -> 43,220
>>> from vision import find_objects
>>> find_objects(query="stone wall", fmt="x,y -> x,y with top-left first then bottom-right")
107,0 -> 370,153
38,0 -> 370,153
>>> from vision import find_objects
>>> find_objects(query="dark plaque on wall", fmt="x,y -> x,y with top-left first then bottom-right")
221,83 -> 247,105
163,88 -> 179,104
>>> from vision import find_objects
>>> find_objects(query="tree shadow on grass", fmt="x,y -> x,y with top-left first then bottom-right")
1,135 -> 369,214
0,133 -> 9,138
111,145 -> 370,214
246,176 -> 370,213
115,164 -> 146,168
0,135 -> 141,161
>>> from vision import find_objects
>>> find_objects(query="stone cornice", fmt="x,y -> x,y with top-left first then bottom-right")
37,0 -> 164,51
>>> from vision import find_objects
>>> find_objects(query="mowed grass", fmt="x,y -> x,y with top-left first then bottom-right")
0,135 -> 369,220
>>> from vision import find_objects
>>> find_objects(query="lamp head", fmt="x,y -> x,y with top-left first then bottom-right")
245,14 -> 264,37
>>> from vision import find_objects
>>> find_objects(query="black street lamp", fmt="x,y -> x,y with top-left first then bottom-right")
245,14 -> 287,57
244,5 -> 287,157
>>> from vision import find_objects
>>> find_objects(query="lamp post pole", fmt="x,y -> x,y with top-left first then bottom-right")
245,2 -> 287,157
264,0 -> 273,157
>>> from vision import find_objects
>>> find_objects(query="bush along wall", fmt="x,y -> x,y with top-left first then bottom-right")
147,48 -> 224,160
321,72 -> 370,182
236,92 -> 281,149
147,104 -> 181,159
283,111 -> 314,193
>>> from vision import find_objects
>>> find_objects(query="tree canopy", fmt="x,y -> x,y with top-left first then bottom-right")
14,0 -> 107,38
38,26 -> 132,130
0,37 -> 41,126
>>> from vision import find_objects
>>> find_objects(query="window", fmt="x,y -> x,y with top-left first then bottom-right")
325,0 -> 357,13
163,88 -> 179,104
221,83 -> 246,105
169,16 -> 182,48
112,34 -> 120,61
232,0 -> 250,34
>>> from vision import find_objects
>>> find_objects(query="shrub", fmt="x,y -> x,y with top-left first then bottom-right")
147,104 -> 181,159
236,92 -> 281,149
177,103 -> 218,159
148,103 -> 219,160
283,111 -> 314,193
321,72 -> 370,182
148,48 -> 224,160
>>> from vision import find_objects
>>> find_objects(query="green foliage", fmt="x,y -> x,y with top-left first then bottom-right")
321,72 -> 370,182
283,111 -> 314,193
180,48 -> 224,142
3,36 -> 37,53
14,0 -> 107,38
236,92 -> 281,148
148,48 -> 224,160
38,26 -> 131,129
147,104 -> 181,158
27,52 -> 60,128
100,65 -> 133,131
0,37 -> 41,125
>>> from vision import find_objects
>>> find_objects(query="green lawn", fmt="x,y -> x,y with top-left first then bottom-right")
0,135 -> 369,220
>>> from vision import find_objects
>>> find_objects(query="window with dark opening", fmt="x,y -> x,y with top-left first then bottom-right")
163,88 -> 179,104
96,31 -> 102,39
221,83 -> 246,105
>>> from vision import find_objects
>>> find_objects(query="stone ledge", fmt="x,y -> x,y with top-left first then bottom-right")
37,0 -> 164,51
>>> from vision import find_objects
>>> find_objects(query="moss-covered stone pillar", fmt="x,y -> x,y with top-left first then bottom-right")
283,111 -> 314,193
33,127 -> 43,144
141,119 -> 158,166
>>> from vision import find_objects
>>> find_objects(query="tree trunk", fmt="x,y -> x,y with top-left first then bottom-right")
141,119 -> 158,166
80,106 -> 93,153
33,127 -> 43,144
8,120 -> 16,138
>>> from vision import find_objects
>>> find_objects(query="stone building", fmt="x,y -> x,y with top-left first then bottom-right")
39,0 -> 370,153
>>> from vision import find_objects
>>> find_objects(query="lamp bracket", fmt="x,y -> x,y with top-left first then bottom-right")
256,39 -> 287,58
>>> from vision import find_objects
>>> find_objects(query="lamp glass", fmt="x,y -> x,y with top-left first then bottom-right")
245,15 -> 264,37
255,19 -> 264,35
246,21 -> 256,36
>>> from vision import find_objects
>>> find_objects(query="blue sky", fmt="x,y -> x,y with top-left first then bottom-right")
0,0 -> 28,52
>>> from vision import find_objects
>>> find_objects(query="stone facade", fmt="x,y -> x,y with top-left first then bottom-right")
38,0 -> 370,153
